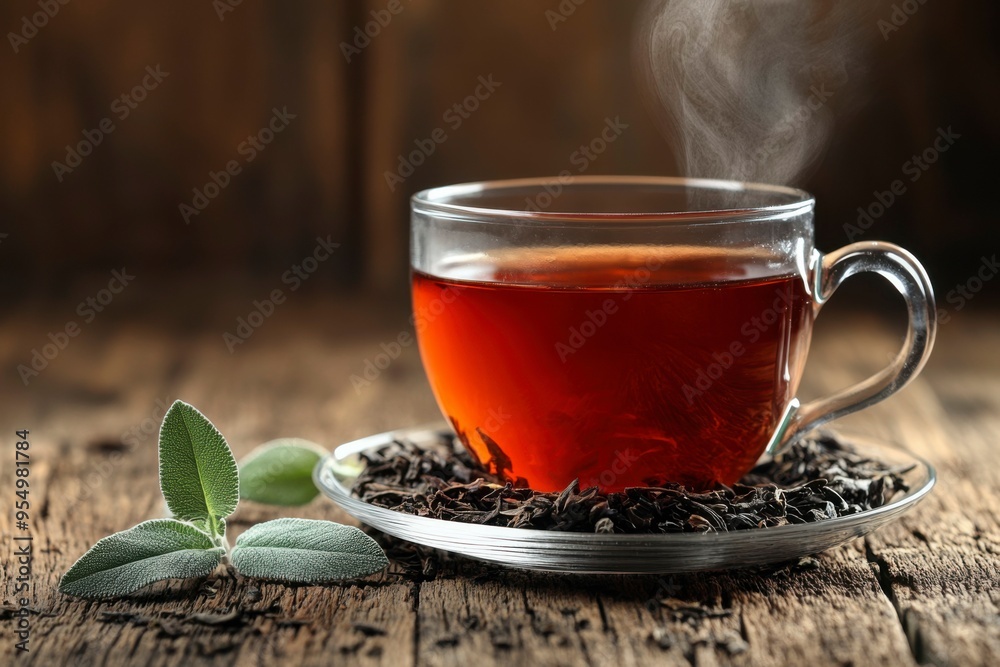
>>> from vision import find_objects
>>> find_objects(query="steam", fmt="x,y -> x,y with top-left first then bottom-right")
637,0 -> 865,185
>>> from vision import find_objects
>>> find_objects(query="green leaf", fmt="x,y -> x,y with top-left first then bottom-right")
191,517 -> 226,540
158,400 -> 239,527
239,438 -> 326,506
59,519 -> 224,599
230,518 -> 388,583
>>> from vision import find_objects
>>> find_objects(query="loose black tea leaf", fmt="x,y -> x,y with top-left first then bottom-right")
352,432 -> 912,535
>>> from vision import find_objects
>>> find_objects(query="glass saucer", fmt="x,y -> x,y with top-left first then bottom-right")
314,425 -> 935,574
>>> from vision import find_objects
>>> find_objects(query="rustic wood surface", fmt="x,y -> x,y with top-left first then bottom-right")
1,293 -> 998,666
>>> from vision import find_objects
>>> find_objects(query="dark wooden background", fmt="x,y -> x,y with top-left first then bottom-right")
1,3 -> 1000,664
0,0 -> 997,299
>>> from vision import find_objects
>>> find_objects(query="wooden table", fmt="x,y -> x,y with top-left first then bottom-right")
2,292 -> 998,666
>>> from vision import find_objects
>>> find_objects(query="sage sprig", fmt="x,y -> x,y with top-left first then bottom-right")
158,401 -> 238,537
59,400 -> 387,599
59,519 -> 224,599
231,518 -> 388,582
238,438 -> 326,506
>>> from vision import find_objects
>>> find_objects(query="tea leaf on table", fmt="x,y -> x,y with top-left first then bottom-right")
158,400 -> 239,531
239,439 -> 326,506
230,518 -> 388,582
59,519 -> 224,599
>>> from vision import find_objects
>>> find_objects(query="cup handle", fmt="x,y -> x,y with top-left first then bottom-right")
766,241 -> 938,454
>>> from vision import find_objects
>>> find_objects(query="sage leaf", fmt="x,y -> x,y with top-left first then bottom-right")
158,400 -> 239,528
230,518 -> 388,582
239,438 -> 326,506
59,519 -> 224,599
191,517 -> 226,541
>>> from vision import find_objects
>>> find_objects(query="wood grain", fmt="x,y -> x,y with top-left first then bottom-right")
5,1 -> 993,293
1,295 -> 998,666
